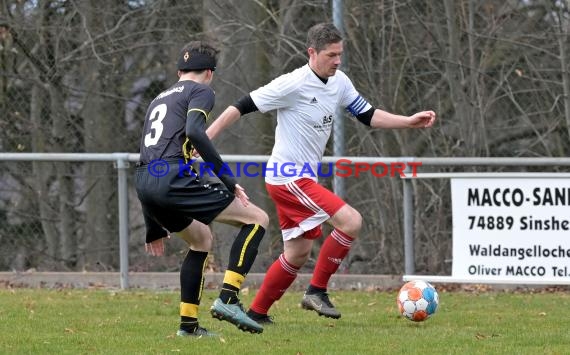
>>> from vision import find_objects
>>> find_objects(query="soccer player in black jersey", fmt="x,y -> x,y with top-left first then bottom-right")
135,41 -> 267,336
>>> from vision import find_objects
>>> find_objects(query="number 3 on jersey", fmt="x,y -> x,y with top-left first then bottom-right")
144,103 -> 167,147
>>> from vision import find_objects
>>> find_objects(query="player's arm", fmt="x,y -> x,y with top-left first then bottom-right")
369,109 -> 436,129
344,78 -> 436,129
206,94 -> 259,140
348,97 -> 436,129
185,109 -> 238,192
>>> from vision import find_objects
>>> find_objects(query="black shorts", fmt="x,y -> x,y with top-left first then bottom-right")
134,159 -> 234,233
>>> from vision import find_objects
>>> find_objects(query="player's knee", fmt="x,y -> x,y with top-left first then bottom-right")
284,249 -> 310,267
181,230 -> 213,252
254,207 -> 269,228
352,211 -> 363,233
191,236 -> 212,252
341,208 -> 362,239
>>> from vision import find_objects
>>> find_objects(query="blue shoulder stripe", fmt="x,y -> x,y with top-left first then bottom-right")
346,95 -> 370,116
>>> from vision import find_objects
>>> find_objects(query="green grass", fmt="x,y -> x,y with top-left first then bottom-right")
1,287 -> 569,354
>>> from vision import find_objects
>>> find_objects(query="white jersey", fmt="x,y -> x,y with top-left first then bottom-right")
250,64 -> 372,185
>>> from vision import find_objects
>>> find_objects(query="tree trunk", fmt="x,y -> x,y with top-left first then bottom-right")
443,0 -> 476,153
555,5 -> 570,150
78,0 -> 119,270
204,0 -> 278,271
30,84 -> 58,266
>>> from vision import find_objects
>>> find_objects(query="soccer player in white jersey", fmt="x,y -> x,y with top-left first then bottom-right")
206,23 -> 436,323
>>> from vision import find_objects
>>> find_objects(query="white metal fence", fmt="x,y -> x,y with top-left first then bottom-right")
1,153 -> 570,289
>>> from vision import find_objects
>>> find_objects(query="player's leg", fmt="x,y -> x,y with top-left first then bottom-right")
163,172 -> 267,333
214,199 -> 269,296
174,220 -> 218,337
291,182 -> 362,319
309,204 -> 362,292
247,179 -> 328,321
247,235 -> 314,323
135,167 -> 217,337
209,198 -> 269,333
176,218 -> 213,251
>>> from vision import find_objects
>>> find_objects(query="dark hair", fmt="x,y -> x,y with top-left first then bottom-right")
306,23 -> 343,52
177,41 -> 219,72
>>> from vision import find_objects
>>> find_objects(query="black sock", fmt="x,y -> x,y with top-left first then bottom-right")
306,284 -> 327,295
219,224 -> 265,303
180,318 -> 199,333
247,309 -> 265,317
227,224 -> 265,274
180,249 -> 208,327
219,286 -> 239,304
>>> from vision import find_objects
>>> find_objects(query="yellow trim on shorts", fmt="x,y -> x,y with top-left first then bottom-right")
180,302 -> 199,318
238,224 -> 259,267
223,270 -> 245,289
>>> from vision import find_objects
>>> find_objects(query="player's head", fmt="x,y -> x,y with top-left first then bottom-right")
177,41 -> 219,83
306,23 -> 343,78
306,23 -> 342,52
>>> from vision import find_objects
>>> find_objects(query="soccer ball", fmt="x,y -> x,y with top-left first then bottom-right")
397,280 -> 439,322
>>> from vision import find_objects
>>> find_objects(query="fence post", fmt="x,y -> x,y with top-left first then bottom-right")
402,164 -> 415,275
115,153 -> 130,289
332,0 -> 346,198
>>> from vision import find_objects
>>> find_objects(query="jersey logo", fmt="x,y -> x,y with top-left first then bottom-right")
310,97 -> 318,104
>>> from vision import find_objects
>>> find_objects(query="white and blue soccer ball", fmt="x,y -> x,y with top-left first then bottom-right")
397,280 -> 439,322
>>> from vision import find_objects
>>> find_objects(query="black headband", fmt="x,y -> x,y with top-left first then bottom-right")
177,50 -> 216,71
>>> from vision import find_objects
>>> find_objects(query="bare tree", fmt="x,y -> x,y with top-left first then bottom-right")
1,0 -> 568,274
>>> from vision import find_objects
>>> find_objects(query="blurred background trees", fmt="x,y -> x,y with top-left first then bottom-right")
0,0 -> 568,274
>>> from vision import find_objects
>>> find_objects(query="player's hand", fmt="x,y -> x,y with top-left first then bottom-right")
234,184 -> 250,207
191,148 -> 201,158
408,111 -> 436,128
145,235 -> 169,256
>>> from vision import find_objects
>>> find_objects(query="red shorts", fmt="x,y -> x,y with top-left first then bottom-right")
265,178 -> 346,241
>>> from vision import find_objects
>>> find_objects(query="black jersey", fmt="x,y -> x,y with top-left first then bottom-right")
138,79 -> 237,193
138,80 -> 214,164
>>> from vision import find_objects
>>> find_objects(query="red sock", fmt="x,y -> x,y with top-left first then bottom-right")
310,229 -> 354,289
250,254 -> 299,315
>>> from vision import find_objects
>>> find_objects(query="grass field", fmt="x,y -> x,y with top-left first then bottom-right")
1,286 -> 569,354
